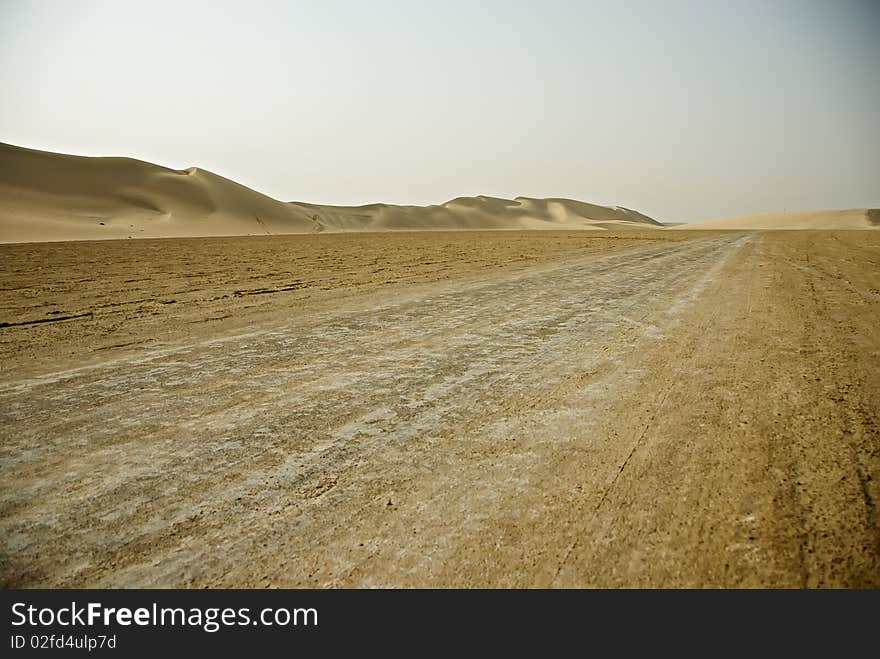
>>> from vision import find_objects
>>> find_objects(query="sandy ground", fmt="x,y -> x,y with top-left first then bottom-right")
0,231 -> 686,378
1,230 -> 878,587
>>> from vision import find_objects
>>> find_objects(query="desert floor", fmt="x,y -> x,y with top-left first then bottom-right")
1,230 -> 878,587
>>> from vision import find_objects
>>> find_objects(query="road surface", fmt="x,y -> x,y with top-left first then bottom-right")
2,232 -> 878,587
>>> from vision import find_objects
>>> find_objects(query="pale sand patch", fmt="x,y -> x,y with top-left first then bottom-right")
671,208 -> 878,230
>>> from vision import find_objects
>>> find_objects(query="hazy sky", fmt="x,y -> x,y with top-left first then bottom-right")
1,0 -> 878,221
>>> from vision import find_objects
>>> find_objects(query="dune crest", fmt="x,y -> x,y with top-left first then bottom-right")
0,143 -> 660,243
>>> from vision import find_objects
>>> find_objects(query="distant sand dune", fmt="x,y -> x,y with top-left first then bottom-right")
0,143 -> 661,243
291,195 -> 660,233
672,208 -> 879,230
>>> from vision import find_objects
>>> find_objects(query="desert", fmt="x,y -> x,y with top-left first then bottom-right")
2,1 -> 878,594
0,145 -> 878,586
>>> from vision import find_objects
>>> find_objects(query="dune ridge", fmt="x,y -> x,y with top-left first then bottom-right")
291,194 -> 660,233
0,143 -> 661,243
3,142 -> 875,242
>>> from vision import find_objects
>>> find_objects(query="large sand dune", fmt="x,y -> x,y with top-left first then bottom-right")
0,142 -> 323,242
673,208 -> 879,230
0,143 -> 661,242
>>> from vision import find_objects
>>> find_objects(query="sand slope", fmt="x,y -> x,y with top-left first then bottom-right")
0,143 -> 660,242
672,208 -> 879,230
0,142 -> 319,242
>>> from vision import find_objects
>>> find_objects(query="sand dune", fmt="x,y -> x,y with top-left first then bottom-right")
292,194 -> 660,233
0,143 -> 660,242
672,208 -> 879,230
5,142 -> 872,242
0,143 -> 320,242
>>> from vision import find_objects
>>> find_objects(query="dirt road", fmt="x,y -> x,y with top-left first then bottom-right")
1,231 -> 878,587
